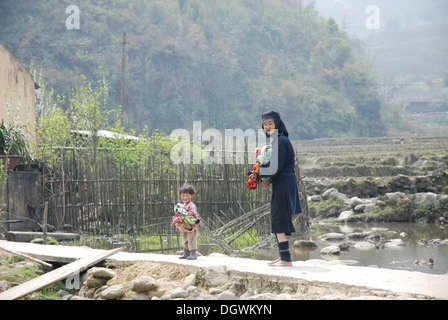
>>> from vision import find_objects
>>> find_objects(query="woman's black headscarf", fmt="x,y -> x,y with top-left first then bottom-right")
261,110 -> 289,137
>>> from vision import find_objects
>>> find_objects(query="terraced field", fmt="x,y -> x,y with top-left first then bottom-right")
294,136 -> 448,179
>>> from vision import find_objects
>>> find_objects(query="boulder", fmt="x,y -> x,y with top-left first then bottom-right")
389,174 -> 413,191
204,267 -> 229,288
354,242 -> 376,250
346,232 -> 365,240
365,234 -> 381,242
338,210 -> 354,220
384,239 -> 406,248
320,178 -> 334,187
309,195 -> 323,202
431,171 -> 448,192
413,192 -> 439,207
371,227 -> 388,231
183,274 -> 197,290
78,286 -> 97,298
85,275 -> 108,288
208,287 -> 222,295
349,197 -> 365,209
69,295 -> 91,300
218,290 -> 239,300
246,293 -> 277,300
318,233 -> 346,241
293,240 -> 318,248
376,199 -> 387,207
130,275 -> 159,293
100,284 -> 125,300
364,203 -> 376,213
170,289 -> 188,299
414,176 -> 436,192
356,180 -> 379,197
88,267 -> 116,279
385,192 -> 408,203
414,156 -> 429,167
338,242 -> 351,251
132,292 -> 152,300
186,286 -> 199,297
320,246 -> 341,255
322,188 -> 348,202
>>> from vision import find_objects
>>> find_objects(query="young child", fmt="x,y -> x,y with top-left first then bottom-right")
171,184 -> 200,260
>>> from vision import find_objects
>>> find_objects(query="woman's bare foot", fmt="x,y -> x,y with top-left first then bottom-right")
267,257 -> 281,266
270,259 -> 292,267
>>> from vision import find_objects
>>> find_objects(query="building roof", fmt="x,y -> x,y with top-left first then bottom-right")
71,129 -> 140,141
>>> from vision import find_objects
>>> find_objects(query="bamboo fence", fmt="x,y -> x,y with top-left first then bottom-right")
40,146 -> 308,252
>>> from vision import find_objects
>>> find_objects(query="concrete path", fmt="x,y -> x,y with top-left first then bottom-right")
1,240 -> 447,299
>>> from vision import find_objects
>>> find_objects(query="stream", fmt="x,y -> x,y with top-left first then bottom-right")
244,222 -> 448,275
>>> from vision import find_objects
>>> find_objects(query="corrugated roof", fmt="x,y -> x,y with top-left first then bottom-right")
71,129 -> 140,141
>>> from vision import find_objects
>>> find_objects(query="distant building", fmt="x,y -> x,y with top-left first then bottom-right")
0,42 -> 38,150
390,89 -> 448,113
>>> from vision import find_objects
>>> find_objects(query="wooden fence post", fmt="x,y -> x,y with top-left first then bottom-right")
42,201 -> 48,244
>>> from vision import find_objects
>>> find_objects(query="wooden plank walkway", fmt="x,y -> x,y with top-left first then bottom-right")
0,247 -> 122,300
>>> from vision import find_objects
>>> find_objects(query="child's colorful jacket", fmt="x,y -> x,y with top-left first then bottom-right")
172,202 -> 200,232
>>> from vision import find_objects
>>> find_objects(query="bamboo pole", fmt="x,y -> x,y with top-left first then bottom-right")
0,247 -> 53,269
42,202 -> 48,244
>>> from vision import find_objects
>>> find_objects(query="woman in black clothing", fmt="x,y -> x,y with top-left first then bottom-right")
258,111 -> 302,267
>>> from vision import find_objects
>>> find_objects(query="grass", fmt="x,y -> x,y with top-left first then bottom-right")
308,198 -> 347,219
59,224 -> 268,258
62,233 -> 181,252
0,256 -> 39,284
0,254 -> 64,300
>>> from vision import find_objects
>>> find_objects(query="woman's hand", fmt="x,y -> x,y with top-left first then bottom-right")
261,181 -> 271,189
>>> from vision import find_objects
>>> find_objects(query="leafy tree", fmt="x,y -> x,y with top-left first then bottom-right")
2,0 -> 389,140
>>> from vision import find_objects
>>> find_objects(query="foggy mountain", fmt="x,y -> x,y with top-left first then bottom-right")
314,0 -> 448,81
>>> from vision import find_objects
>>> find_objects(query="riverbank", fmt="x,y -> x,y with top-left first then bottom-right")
0,252 -> 438,300
64,258 -> 443,300
1,240 -> 447,300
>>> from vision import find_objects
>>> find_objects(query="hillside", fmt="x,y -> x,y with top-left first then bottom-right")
362,24 -> 448,80
1,0 -> 388,139
314,0 -> 448,81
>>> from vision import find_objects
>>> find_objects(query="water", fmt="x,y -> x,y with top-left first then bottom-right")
245,222 -> 448,275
